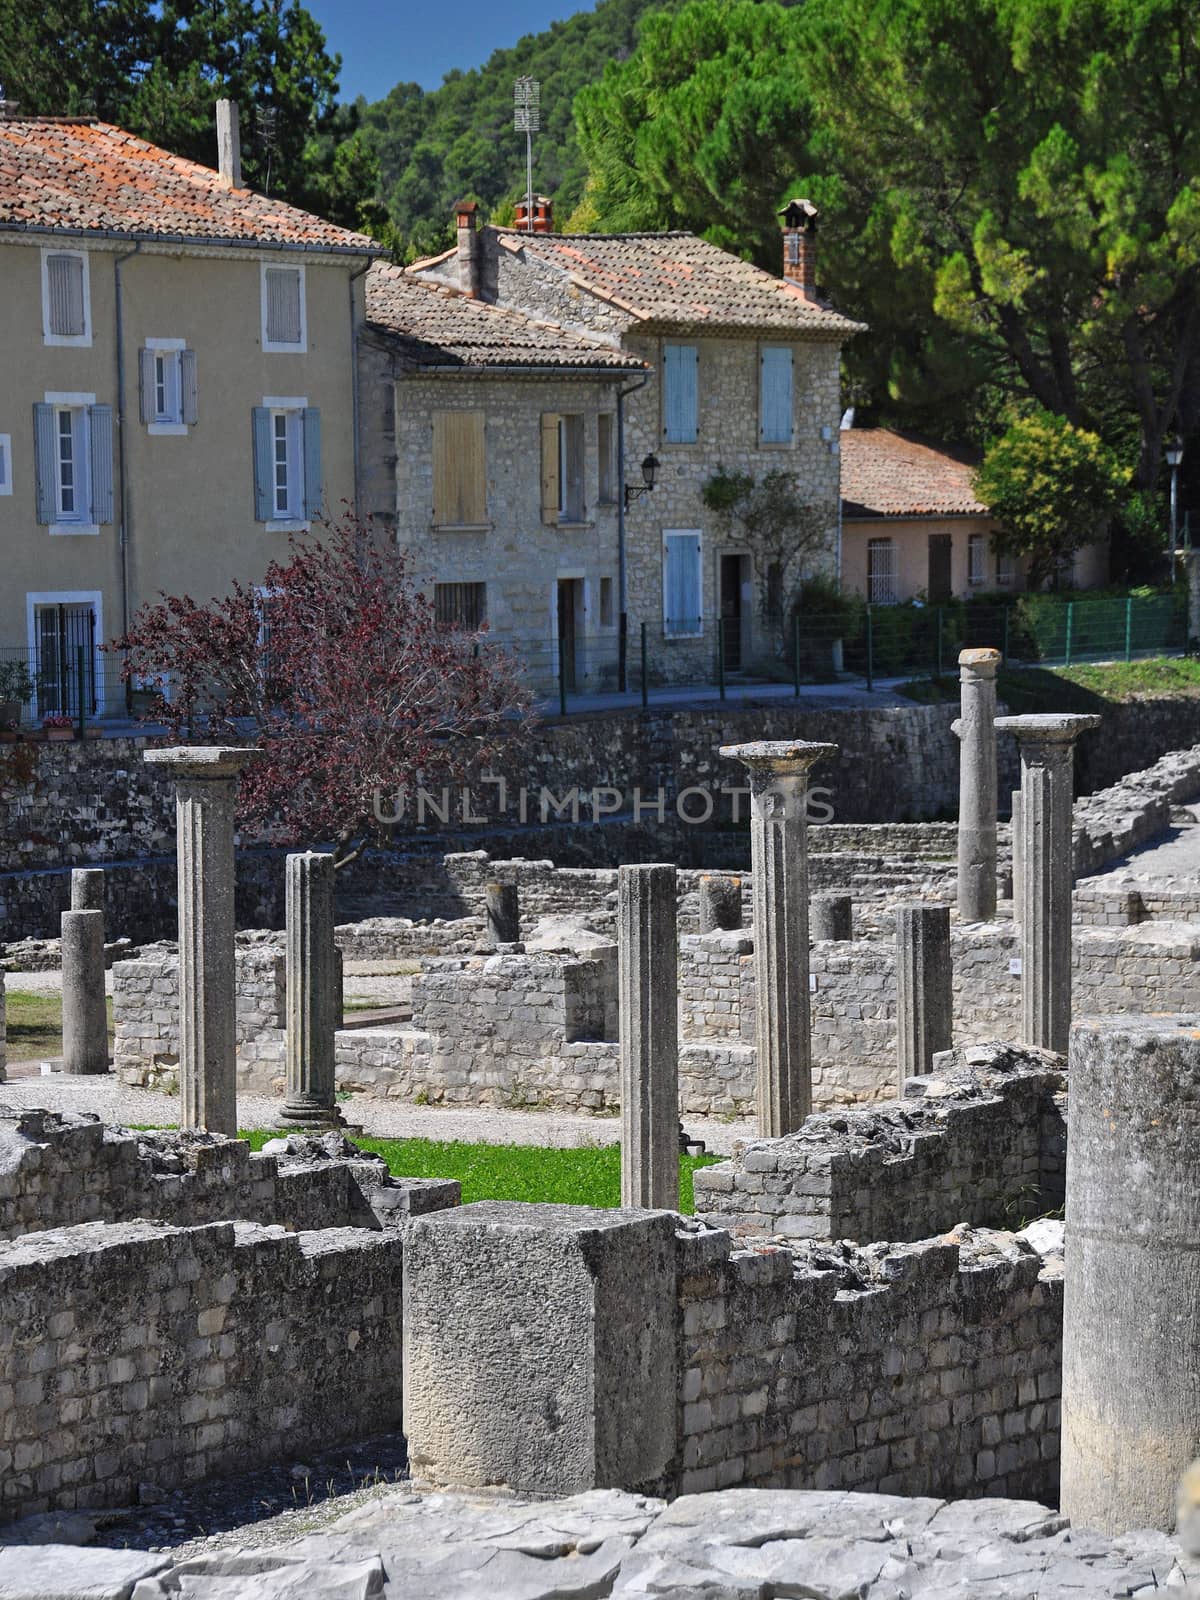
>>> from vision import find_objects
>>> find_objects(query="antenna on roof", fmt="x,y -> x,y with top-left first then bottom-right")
513,77 -> 540,235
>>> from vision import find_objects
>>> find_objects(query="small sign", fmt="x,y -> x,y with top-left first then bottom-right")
809,974 -> 818,992
1009,957 -> 1022,975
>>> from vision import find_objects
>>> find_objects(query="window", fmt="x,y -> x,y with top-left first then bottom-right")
540,413 -> 585,524
261,265 -> 306,352
663,344 -> 699,443
598,413 -> 616,504
432,411 -> 486,527
33,397 -> 113,534
139,342 -> 197,433
41,250 -> 91,346
663,530 -> 703,637
760,346 -> 793,444
28,597 -> 100,719
0,434 -> 11,496
996,546 -> 1017,586
252,402 -> 322,526
968,532 -> 987,586
599,575 -> 614,626
435,582 -> 487,630
867,537 -> 898,605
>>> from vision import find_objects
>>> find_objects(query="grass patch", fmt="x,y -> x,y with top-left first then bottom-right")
4,991 -> 114,1063
897,656 -> 1200,713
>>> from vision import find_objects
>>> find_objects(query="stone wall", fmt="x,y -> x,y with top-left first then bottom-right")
0,1217 -> 403,1522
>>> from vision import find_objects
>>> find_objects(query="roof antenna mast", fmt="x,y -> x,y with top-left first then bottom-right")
513,76 -> 540,234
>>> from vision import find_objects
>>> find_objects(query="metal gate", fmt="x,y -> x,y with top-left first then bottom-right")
35,603 -> 96,718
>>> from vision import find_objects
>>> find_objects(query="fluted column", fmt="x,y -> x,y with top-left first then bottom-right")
619,863 -> 678,1209
954,647 -> 1001,923
282,850 -> 344,1128
144,747 -> 261,1135
895,903 -> 952,1087
719,739 -> 837,1137
1010,788 -> 1023,924
994,714 -> 1099,1052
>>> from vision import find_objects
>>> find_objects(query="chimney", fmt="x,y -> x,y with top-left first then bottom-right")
454,200 -> 480,298
216,99 -> 242,189
778,198 -> 819,299
514,194 -> 554,234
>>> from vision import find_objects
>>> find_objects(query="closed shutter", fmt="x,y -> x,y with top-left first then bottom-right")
180,350 -> 199,425
760,346 -> 793,443
663,531 -> 702,637
302,407 -> 323,520
33,403 -> 56,523
663,344 -> 698,443
88,405 -> 114,523
252,408 -> 273,521
540,412 -> 560,524
433,412 -> 485,525
46,253 -> 85,337
265,268 -> 302,345
138,349 -> 156,424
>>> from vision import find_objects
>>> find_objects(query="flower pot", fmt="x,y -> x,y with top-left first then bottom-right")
44,728 -> 75,742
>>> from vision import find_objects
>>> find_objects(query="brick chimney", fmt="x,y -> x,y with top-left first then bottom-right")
778,198 -> 819,299
454,200 -> 480,297
514,194 -> 554,234
216,99 -> 242,189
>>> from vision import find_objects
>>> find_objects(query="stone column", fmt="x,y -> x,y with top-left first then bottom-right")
894,903 -> 952,1087
485,881 -> 520,947
1010,788 -> 1023,924
1062,1015 -> 1200,1534
953,647 -> 1002,923
144,747 -> 261,1136
281,850 -> 343,1129
618,863 -> 678,1210
70,867 -> 105,915
719,739 -> 837,1137
994,715 -> 1100,1053
61,908 -> 108,1074
698,874 -> 741,933
810,892 -> 852,942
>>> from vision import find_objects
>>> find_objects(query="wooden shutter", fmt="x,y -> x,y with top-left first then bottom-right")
433,412 -> 485,526
663,532 -> 702,636
47,253 -> 85,337
663,344 -> 698,443
138,349 -> 155,424
540,413 -> 561,524
33,403 -> 56,523
88,405 -> 114,524
265,268 -> 302,344
180,350 -> 199,425
252,408 -> 272,521
302,407 -> 323,520
760,346 -> 793,443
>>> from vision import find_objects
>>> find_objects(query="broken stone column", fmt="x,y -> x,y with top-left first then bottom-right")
810,892 -> 852,942
61,908 -> 108,1074
484,881 -> 519,947
719,738 -> 837,1137
70,867 -> 105,915
1010,788 -> 1023,924
618,863 -> 678,1210
143,746 -> 261,1136
954,648 -> 1002,923
894,903 -> 952,1086
1062,1015 -> 1200,1534
282,850 -> 344,1129
994,714 -> 1100,1053
698,874 -> 742,933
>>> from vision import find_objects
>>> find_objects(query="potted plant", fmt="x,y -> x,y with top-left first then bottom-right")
0,661 -> 34,729
42,713 -> 76,742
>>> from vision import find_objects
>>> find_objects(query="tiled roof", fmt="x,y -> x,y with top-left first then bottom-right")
365,263 -> 646,371
0,117 -> 378,252
840,428 -> 990,518
493,228 -> 865,336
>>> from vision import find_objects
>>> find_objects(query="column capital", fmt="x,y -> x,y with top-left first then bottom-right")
994,713 -> 1101,748
719,739 -> 837,776
959,646 -> 1002,678
144,746 -> 263,780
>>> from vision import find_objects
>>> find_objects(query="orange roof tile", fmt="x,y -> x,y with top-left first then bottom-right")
0,117 -> 379,253
840,428 -> 990,518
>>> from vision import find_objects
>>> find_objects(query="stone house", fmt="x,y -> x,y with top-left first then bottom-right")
409,199 -> 864,684
0,105 -> 380,721
358,260 -> 647,693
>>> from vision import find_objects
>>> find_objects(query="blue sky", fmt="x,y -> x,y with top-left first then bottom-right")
304,0 -> 595,103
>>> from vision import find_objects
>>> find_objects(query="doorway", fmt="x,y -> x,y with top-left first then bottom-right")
35,601 -> 97,718
556,578 -> 581,693
928,534 -> 953,603
719,553 -> 748,671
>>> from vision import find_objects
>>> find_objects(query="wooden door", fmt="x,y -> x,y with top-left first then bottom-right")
928,534 -> 953,602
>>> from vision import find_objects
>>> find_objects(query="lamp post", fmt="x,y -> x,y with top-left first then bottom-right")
624,451 -> 660,509
1167,435 -> 1184,580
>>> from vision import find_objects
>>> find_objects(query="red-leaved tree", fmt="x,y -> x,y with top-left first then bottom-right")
109,519 -> 535,865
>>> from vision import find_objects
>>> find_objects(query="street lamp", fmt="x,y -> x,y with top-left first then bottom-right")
1167,436 -> 1184,578
624,452 -> 660,508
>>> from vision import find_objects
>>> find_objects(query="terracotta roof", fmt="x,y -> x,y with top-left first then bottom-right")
0,117 -> 378,253
491,227 -> 865,336
840,428 -> 990,518
365,263 -> 646,371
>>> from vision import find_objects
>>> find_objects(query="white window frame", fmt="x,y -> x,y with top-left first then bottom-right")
41,248 -> 92,347
25,590 -> 104,719
44,390 -> 97,537
662,528 -> 704,639
261,263 -> 308,353
262,395 -> 309,531
0,433 -> 11,496
867,537 -> 898,606
968,531 -> 987,587
145,337 -> 188,435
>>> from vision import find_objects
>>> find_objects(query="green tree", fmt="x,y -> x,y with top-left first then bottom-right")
975,411 -> 1129,588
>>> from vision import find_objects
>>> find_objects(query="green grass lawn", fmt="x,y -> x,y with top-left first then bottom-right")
898,655 -> 1200,712
2,990 -> 114,1062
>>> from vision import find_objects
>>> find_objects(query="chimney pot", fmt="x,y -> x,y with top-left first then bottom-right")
778,196 -> 818,299
454,200 -> 481,297
515,194 -> 554,234
216,99 -> 242,189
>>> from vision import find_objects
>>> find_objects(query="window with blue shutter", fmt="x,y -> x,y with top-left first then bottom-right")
663,531 -> 703,637
760,346 -> 793,444
87,405 -> 114,523
252,408 -> 273,521
663,344 -> 698,443
302,408 -> 322,520
33,403 -> 56,524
